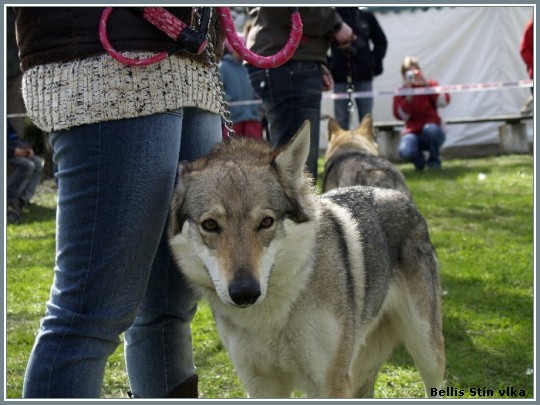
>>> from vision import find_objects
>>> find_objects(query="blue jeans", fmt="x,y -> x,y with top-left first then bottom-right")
7,155 -> 43,205
22,108 -> 221,398
398,123 -> 446,170
248,61 -> 322,179
334,81 -> 373,130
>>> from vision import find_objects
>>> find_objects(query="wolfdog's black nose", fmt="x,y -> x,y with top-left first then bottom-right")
229,274 -> 261,307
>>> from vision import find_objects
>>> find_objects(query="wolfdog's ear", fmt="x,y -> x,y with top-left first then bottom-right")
327,117 -> 342,142
169,162 -> 190,236
275,120 -> 310,184
358,113 -> 376,141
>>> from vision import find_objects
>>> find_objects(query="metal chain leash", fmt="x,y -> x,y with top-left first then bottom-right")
197,8 -> 235,138
345,47 -> 356,130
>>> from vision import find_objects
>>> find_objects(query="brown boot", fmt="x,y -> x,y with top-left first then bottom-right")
166,374 -> 199,398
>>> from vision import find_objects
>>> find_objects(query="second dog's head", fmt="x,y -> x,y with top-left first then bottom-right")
325,113 -> 379,159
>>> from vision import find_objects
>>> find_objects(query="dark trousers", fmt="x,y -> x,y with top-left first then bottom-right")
248,61 -> 323,180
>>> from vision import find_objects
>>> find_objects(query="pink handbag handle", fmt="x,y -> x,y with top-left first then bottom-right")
216,7 -> 303,69
99,7 -> 302,68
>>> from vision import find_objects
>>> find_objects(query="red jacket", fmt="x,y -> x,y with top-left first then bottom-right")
392,79 -> 451,135
520,20 -> 533,79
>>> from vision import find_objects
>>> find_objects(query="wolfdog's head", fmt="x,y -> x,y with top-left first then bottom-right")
168,122 -> 317,308
325,114 -> 379,160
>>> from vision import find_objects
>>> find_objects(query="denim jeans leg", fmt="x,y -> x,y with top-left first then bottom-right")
399,133 -> 425,170
23,112 -> 190,398
124,108 -> 222,398
334,82 -> 351,129
353,80 -> 373,123
334,81 -> 373,130
249,61 -> 322,179
421,123 -> 446,167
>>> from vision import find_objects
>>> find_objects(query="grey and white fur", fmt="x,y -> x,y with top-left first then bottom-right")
168,121 -> 445,398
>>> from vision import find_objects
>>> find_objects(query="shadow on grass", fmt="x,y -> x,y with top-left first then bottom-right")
436,203 -> 533,241
444,273 -> 533,394
386,272 -> 533,397
18,203 -> 56,225
400,157 -> 531,180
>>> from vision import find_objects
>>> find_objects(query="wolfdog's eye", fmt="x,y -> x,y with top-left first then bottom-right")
259,217 -> 274,230
201,219 -> 219,232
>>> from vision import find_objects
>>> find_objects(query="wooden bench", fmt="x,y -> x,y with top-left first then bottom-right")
374,114 -> 533,161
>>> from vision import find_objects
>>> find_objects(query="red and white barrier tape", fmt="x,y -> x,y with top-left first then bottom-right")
330,78 -> 534,100
226,79 -> 534,107
7,79 -> 533,117
6,113 -> 28,118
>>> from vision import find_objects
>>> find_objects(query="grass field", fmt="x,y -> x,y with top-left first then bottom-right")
5,154 -> 534,399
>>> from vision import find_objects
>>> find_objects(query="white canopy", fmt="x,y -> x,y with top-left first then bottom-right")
321,6 -> 534,156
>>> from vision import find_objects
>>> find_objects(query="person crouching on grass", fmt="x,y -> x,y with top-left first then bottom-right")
393,56 -> 450,170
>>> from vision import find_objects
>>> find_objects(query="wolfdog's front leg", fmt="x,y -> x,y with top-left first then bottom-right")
243,374 -> 293,398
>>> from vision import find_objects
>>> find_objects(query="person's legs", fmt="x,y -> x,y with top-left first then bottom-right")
354,80 -> 374,123
421,123 -> 445,168
334,81 -> 373,130
226,121 -> 262,140
6,157 -> 34,205
23,112 -> 186,398
399,133 -> 425,170
19,155 -> 43,206
248,61 -> 322,179
333,82 -> 350,129
177,108 -> 222,162
124,108 -> 222,398
242,120 -> 263,139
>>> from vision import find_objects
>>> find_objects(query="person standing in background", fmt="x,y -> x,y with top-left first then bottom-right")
329,7 -> 387,129
519,18 -> 533,115
6,120 -> 43,224
245,7 -> 354,180
219,36 -> 263,140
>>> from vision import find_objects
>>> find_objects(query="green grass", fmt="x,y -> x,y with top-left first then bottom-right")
379,155 -> 534,399
6,154 -> 534,399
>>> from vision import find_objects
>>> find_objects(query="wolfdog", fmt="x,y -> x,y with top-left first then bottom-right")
323,114 -> 410,196
168,122 -> 445,398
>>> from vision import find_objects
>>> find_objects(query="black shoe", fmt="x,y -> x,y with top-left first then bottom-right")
167,374 -> 199,398
427,161 -> 442,170
127,375 -> 199,399
18,198 -> 28,211
7,204 -> 21,225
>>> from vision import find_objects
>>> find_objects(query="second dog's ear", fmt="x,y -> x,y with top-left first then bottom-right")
358,113 -> 376,141
274,120 -> 310,184
327,117 -> 342,141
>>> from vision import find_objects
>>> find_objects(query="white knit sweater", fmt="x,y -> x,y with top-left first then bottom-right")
22,52 -> 222,132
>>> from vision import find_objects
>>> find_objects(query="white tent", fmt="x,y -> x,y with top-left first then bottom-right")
320,6 -> 534,157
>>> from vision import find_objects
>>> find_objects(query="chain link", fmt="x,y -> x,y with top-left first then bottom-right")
346,77 -> 355,114
199,8 -> 235,138
345,47 -> 355,130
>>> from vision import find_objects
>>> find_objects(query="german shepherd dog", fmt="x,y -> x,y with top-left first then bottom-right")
168,122 -> 445,398
323,114 -> 410,197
